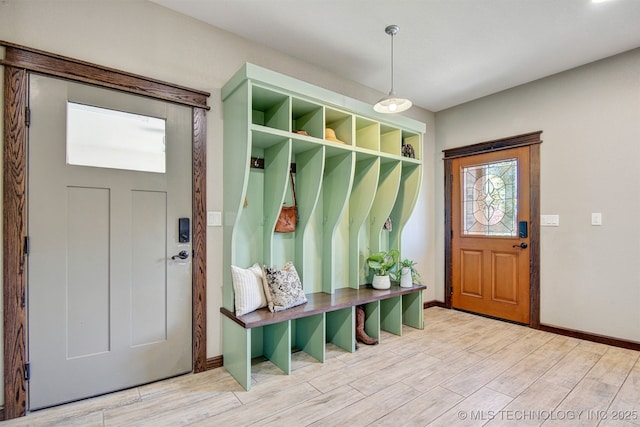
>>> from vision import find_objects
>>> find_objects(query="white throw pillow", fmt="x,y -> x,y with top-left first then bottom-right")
231,263 -> 268,316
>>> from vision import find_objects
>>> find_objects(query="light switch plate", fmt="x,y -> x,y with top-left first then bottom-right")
207,211 -> 222,227
591,212 -> 602,226
541,214 -> 560,227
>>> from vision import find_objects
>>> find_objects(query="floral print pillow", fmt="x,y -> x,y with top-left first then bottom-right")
262,262 -> 307,312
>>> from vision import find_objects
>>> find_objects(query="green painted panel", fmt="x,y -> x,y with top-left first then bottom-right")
334,204 -> 351,291
223,81 -> 251,310
322,152 -> 355,293
263,140 -> 292,265
355,116 -> 379,151
295,146 -> 325,293
292,98 -> 323,138
222,316 -> 252,391
364,301 -> 380,340
251,129 -> 291,150
236,166 -> 264,269
272,149 -> 296,265
250,326 -> 264,358
263,321 -> 291,374
326,307 -> 355,352
380,127 -> 401,156
349,157 -> 380,287
251,85 -> 290,131
402,291 -> 424,330
390,163 -> 422,255
357,226 -> 371,286
272,230 -> 296,268
369,161 -> 402,255
306,201 -> 325,294
380,296 -> 403,336
294,314 -> 325,362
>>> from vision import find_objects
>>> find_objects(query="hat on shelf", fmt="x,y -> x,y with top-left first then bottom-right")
325,128 -> 345,144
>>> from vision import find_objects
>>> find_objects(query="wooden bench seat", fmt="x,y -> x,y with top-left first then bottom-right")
221,284 -> 426,329
221,283 -> 425,390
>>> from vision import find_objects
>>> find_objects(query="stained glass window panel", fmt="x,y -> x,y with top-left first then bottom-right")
462,159 -> 517,236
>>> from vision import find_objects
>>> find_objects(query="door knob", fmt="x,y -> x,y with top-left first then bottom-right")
512,243 -> 528,249
171,250 -> 190,260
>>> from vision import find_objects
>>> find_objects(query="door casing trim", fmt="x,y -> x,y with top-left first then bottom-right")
1,40 -> 209,419
443,131 -> 542,327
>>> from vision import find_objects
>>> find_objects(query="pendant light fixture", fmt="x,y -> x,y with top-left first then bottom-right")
374,24 -> 412,114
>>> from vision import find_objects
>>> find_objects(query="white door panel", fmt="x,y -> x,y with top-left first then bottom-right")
28,74 -> 192,409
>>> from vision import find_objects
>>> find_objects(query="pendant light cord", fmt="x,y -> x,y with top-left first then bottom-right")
390,31 -> 395,95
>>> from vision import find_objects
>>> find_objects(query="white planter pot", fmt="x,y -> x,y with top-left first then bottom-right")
400,267 -> 413,288
372,274 -> 391,290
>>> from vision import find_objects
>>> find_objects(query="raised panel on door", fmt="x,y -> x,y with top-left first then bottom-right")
131,190 -> 168,345
460,249 -> 483,298
491,251 -> 519,304
66,186 -> 110,358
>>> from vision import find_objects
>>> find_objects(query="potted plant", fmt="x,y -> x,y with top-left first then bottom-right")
366,249 -> 399,289
399,258 -> 423,288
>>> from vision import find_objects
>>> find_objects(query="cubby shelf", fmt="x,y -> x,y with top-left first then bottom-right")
222,63 -> 427,390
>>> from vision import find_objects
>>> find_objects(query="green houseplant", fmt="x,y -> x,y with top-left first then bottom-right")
366,249 -> 399,289
399,258 -> 423,288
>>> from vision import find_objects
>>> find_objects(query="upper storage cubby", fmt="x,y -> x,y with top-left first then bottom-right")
251,85 -> 290,131
292,98 -> 323,139
355,116 -> 379,151
380,124 -> 402,157
222,63 -> 426,306
402,129 -> 422,161
325,107 -> 352,146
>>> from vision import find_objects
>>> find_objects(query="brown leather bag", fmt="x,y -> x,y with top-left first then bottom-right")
275,170 -> 298,233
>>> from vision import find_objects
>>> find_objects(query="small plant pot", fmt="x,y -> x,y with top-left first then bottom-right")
400,267 -> 413,288
372,274 -> 391,290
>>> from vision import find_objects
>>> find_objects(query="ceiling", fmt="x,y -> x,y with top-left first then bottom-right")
151,0 -> 640,112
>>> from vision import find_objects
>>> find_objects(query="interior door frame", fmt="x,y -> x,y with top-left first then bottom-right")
443,131 -> 542,327
1,41 -> 209,419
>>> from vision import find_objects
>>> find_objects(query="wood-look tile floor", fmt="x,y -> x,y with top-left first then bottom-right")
3,308 -> 639,426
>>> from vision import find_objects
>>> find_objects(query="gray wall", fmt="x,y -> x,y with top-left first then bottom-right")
435,48 -> 640,342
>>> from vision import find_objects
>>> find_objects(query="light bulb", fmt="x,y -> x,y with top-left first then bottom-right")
389,103 -> 397,112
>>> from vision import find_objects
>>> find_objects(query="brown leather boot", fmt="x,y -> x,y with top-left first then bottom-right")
355,305 -> 378,345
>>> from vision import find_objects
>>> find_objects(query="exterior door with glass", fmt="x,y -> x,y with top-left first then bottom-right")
451,146 -> 530,324
27,74 -> 193,409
